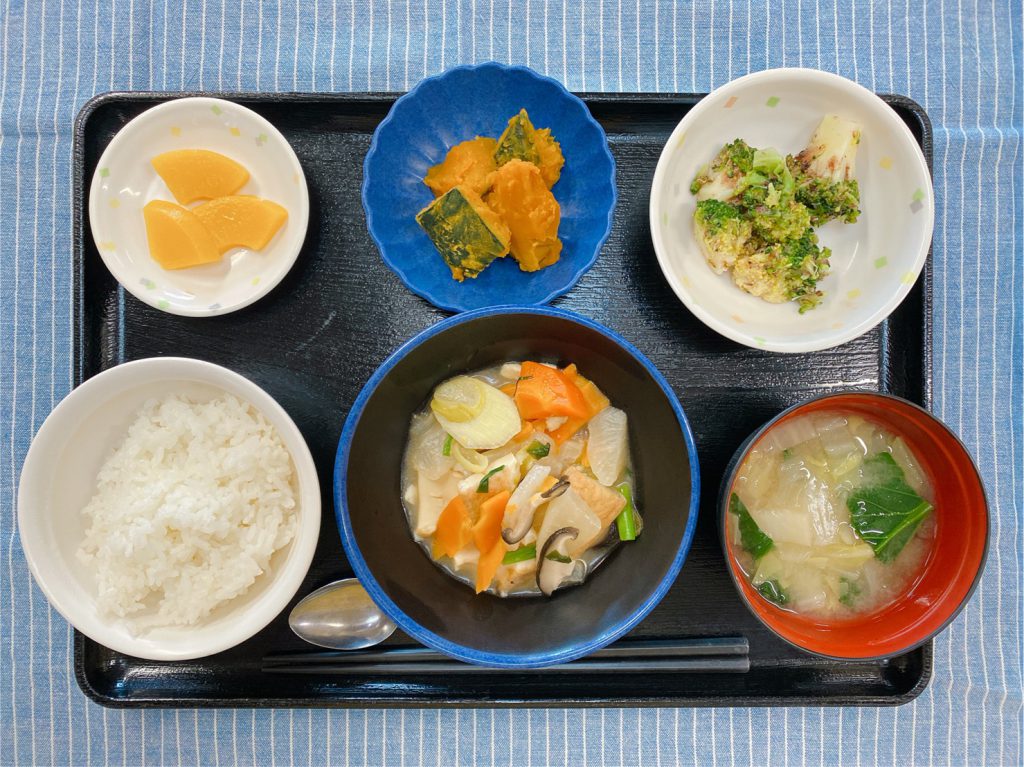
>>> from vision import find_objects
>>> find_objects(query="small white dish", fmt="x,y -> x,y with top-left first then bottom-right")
17,357 -> 321,661
89,97 -> 310,317
649,68 -> 934,353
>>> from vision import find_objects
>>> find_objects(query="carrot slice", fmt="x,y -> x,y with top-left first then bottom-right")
473,490 -> 510,554
514,361 -> 589,421
475,540 -> 507,594
511,420 -> 533,442
549,365 -> 610,443
433,495 -> 471,559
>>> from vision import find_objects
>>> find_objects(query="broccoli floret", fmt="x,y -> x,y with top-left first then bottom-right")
731,247 -> 793,304
750,198 -> 813,242
690,139 -> 755,201
790,165 -> 861,225
788,114 -> 862,225
689,124 -> 858,312
693,200 -> 753,273
731,229 -> 831,313
780,229 -> 831,312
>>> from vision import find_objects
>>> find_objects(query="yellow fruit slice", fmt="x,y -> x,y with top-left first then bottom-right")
142,200 -> 222,270
192,195 -> 289,253
150,149 -> 250,205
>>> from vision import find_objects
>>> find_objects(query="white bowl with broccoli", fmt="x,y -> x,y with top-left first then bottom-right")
649,68 -> 933,353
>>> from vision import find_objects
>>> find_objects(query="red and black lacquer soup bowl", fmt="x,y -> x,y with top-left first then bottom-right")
720,392 -> 988,661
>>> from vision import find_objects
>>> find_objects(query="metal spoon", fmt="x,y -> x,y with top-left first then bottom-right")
288,579 -> 397,650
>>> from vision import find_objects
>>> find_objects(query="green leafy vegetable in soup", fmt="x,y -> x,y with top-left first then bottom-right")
502,544 -> 536,565
848,453 -> 934,562
525,440 -> 550,459
476,465 -> 505,493
729,493 -> 774,559
730,411 -> 935,618
838,576 -> 861,607
757,579 -> 789,606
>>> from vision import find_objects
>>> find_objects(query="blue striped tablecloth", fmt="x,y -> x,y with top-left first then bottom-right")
1,2 -> 1020,765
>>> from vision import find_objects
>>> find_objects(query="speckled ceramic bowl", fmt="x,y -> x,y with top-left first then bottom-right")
88,96 -> 310,317
650,68 -> 934,353
362,63 -> 616,313
18,357 -> 321,661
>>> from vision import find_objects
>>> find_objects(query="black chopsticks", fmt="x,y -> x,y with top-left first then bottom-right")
262,636 -> 749,675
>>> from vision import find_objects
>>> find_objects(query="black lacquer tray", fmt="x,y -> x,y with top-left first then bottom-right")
72,91 -> 933,708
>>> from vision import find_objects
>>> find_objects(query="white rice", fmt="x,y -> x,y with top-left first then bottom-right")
76,393 -> 297,629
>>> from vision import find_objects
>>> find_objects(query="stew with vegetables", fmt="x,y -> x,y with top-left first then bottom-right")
401,361 -> 641,597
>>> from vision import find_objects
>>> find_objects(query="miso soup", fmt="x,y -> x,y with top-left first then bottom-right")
730,411 -> 935,618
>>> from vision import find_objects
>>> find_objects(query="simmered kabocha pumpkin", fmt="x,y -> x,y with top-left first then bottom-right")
493,109 -> 565,188
416,186 -> 512,281
484,159 -> 562,272
424,137 -> 498,197
417,109 -> 564,281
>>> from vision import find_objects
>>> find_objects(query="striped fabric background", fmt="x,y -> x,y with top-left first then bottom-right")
0,1 -> 1020,765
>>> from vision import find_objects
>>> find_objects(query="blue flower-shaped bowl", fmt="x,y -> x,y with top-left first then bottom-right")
362,62 -> 617,312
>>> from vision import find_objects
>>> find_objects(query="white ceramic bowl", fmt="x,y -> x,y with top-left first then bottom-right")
88,96 -> 310,317
649,68 -> 934,353
17,358 -> 321,661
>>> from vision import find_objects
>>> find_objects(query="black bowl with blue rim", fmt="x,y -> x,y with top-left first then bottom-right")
362,62 -> 616,313
334,306 -> 699,668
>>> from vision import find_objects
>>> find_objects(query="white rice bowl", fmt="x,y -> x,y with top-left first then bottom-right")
77,394 -> 297,631
17,357 -> 321,661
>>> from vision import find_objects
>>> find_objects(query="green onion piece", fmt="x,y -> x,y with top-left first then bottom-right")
545,551 -> 572,564
442,434 -> 453,456
615,483 -> 638,541
502,544 -> 536,565
476,465 -> 505,493
525,440 -> 550,459
512,375 -> 533,397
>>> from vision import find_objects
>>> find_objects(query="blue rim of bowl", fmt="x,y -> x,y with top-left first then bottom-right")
716,390 -> 990,662
334,304 -> 701,668
361,61 -> 617,314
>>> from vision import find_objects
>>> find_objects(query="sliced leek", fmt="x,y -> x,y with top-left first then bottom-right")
432,381 -> 521,450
